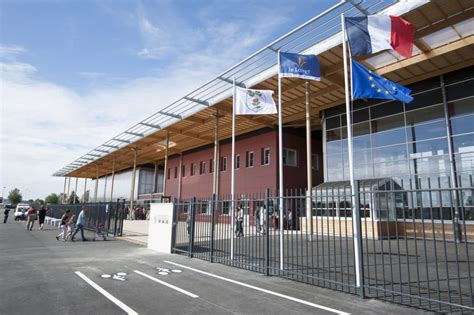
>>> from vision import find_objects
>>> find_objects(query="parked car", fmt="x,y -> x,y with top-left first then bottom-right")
14,203 -> 30,221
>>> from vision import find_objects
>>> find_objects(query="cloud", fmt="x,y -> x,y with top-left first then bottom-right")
0,3 -> 293,200
0,45 -> 27,60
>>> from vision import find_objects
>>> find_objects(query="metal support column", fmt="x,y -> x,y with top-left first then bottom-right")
130,148 -> 138,215
110,158 -> 116,202
441,75 -> 462,242
212,109 -> 220,197
83,178 -> 88,203
94,165 -> 99,203
66,177 -> 71,202
305,80 -> 313,239
62,177 -> 67,204
74,177 -> 78,204
163,131 -> 170,196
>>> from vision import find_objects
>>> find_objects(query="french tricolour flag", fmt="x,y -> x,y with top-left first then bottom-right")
345,15 -> 414,58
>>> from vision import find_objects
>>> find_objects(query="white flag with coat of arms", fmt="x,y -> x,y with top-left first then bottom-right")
235,87 -> 277,115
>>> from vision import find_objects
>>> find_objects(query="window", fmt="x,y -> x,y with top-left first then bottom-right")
235,154 -> 240,169
190,163 -> 197,176
263,148 -> 270,165
167,168 -> 171,180
312,154 -> 319,171
200,161 -> 206,174
174,167 -> 178,179
181,165 -> 186,177
283,148 -> 297,166
201,202 -> 208,214
209,159 -> 213,173
222,201 -> 230,215
221,157 -> 227,171
246,151 -> 254,167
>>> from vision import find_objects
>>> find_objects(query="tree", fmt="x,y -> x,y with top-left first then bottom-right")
45,193 -> 59,204
58,193 -> 67,204
67,191 -> 79,204
34,199 -> 44,205
82,190 -> 90,203
8,188 -> 22,204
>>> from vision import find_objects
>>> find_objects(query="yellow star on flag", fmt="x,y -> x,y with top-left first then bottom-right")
377,88 -> 382,93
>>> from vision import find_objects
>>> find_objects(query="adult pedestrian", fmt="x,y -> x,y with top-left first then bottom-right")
71,208 -> 88,241
26,207 -> 37,231
56,209 -> 71,241
259,205 -> 266,235
3,207 -> 10,224
237,205 -> 244,237
38,205 -> 48,230
255,206 -> 261,233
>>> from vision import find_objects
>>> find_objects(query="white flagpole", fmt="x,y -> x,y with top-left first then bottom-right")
231,77 -> 236,260
277,50 -> 284,270
341,13 -> 363,293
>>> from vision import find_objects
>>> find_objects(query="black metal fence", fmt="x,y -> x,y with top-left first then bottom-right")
171,179 -> 474,313
48,199 -> 127,237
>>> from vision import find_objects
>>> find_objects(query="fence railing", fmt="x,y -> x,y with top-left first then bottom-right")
172,182 -> 474,313
48,199 -> 127,237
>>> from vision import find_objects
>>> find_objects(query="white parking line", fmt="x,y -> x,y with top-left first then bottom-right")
164,261 -> 350,315
133,270 -> 199,298
75,271 -> 138,315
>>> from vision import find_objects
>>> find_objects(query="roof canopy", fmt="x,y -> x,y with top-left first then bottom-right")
54,0 -> 474,178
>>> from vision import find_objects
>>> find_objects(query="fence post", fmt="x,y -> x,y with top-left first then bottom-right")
353,180 -> 365,298
106,201 -> 112,236
189,197 -> 196,258
113,199 -> 119,237
170,201 -> 177,254
265,188 -> 270,276
210,194 -> 216,263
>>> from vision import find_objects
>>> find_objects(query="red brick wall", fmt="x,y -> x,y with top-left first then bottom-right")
165,128 -> 322,200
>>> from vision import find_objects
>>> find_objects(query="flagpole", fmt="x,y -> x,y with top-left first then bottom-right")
341,13 -> 363,296
277,50 -> 284,270
231,76 -> 236,260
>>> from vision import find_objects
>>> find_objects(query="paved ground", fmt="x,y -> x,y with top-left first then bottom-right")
0,220 -> 431,315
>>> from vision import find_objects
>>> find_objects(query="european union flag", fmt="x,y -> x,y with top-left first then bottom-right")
279,52 -> 320,81
352,60 -> 413,103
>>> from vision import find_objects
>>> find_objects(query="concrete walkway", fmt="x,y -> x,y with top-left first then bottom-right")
121,219 -> 149,246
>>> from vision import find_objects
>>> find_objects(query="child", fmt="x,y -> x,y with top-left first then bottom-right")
65,214 -> 77,241
93,223 -> 107,241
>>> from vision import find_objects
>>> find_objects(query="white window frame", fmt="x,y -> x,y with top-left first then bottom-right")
247,151 -> 254,168
222,157 -> 227,172
264,148 -> 271,165
283,148 -> 297,167
312,153 -> 319,171
236,154 -> 240,169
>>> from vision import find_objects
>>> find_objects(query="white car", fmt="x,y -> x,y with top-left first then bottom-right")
14,204 -> 30,221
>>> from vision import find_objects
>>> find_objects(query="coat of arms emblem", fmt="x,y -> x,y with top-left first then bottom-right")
246,90 -> 267,113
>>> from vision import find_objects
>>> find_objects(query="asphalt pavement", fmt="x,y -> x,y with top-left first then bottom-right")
0,219 -> 432,315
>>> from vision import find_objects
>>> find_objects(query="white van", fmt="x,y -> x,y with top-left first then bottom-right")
14,203 -> 30,221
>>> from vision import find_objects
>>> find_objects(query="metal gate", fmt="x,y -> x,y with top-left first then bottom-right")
171,179 -> 474,313
48,199 -> 126,237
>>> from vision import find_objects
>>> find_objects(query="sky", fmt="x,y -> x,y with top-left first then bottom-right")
0,0 -> 338,201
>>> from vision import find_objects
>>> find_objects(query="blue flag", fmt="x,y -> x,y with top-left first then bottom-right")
279,52 -> 320,81
352,60 -> 413,103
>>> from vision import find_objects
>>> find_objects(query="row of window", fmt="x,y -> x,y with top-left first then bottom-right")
166,148 -> 315,180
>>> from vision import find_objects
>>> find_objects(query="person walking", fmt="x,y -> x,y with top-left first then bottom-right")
71,208 -> 88,241
3,207 -> 10,224
65,214 -> 77,241
259,206 -> 266,235
56,209 -> 71,241
237,205 -> 244,237
38,205 -> 48,230
26,207 -> 37,231
255,207 -> 261,234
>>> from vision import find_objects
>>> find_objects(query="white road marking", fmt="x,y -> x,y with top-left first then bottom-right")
164,261 -> 350,315
75,271 -> 138,315
133,270 -> 199,298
